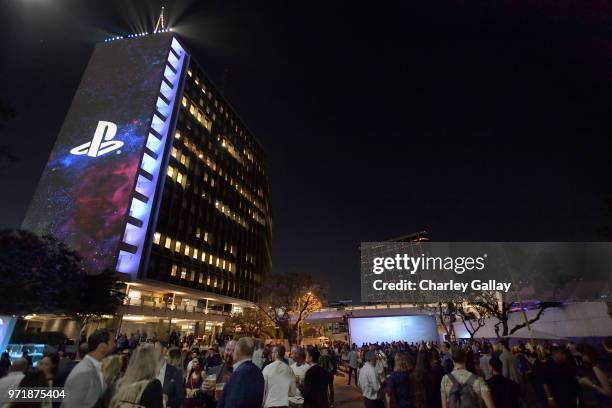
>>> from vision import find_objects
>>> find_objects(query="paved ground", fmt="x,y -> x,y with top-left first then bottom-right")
332,371 -> 363,408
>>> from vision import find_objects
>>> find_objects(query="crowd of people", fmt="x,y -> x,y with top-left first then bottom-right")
0,329 -> 611,408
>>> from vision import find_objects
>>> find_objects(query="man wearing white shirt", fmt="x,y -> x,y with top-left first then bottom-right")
262,345 -> 296,408
0,358 -> 27,408
289,347 -> 310,384
358,351 -> 384,408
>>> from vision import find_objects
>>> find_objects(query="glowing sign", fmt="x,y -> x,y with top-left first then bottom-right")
70,121 -> 122,157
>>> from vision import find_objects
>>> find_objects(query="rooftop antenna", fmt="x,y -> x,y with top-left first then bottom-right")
154,5 -> 167,33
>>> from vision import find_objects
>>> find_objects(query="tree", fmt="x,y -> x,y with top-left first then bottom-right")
223,308 -> 274,339
256,273 -> 324,345
0,229 -> 124,336
455,302 -> 490,340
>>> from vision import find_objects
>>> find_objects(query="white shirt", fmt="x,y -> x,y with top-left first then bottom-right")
358,362 -> 381,400
290,362 -> 310,381
0,372 -> 25,408
157,361 -> 167,387
262,361 -> 296,407
84,354 -> 104,388
252,349 -> 264,369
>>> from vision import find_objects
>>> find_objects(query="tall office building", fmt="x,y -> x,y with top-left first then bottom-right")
22,30 -> 272,337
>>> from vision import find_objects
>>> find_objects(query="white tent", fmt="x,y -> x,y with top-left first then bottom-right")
504,328 -> 565,340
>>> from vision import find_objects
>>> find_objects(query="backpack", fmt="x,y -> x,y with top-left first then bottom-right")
447,373 -> 479,408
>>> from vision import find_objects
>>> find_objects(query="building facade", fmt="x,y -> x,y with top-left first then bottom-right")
21,31 -> 271,339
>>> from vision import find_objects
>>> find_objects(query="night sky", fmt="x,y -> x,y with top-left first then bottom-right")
1,0 -> 611,301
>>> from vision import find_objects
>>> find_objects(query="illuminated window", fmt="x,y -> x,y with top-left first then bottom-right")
193,249 -> 198,259
204,232 -> 209,242
222,260 -> 226,270
171,264 -> 178,277
180,267 -> 187,279
153,232 -> 161,245
216,257 -> 220,267
190,270 -> 195,281
201,251 -> 206,262
199,273 -> 204,284
171,147 -> 177,158
164,237 -> 172,249
180,155 -> 186,165
187,69 -> 193,77
175,240 -> 181,252
189,104 -> 196,115
209,256 -> 214,265
176,173 -> 183,184
184,245 -> 190,256
182,96 -> 188,107
213,278 -> 218,288
175,130 -> 181,139
167,166 -> 174,177
207,276 -> 211,285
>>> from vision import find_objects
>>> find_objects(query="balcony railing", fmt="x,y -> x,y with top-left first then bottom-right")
120,297 -> 230,318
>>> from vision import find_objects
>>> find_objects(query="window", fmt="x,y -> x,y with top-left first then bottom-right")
184,245 -> 190,256
190,270 -> 195,281
171,147 -> 177,158
175,240 -> 181,252
164,237 -> 172,249
199,273 -> 204,284
171,264 -> 178,277
153,232 -> 161,245
167,166 -> 174,177
180,267 -> 187,279
193,249 -> 198,259
175,130 -> 181,139
182,96 -> 188,107
176,173 -> 183,184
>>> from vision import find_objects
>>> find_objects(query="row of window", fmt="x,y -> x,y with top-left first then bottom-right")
173,129 -> 268,221
153,232 -> 236,273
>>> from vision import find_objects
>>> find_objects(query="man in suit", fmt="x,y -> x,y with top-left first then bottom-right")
61,329 -> 115,408
217,337 -> 264,408
303,347 -> 330,408
154,340 -> 185,408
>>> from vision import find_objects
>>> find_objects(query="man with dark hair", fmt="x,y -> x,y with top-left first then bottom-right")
303,347 -> 330,408
486,357 -> 521,408
543,346 -> 583,408
61,329 -> 114,408
154,340 -> 185,408
441,341 -> 454,373
440,347 -> 494,408
262,344 -> 296,408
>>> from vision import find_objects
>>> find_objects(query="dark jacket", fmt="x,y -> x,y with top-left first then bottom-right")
163,363 -> 186,408
217,360 -> 264,408
303,364 -> 330,408
486,374 -> 521,408
139,379 -> 164,408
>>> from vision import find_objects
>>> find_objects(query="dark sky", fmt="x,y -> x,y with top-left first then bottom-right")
1,0 -> 611,301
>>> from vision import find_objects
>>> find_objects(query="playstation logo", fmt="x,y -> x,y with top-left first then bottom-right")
70,120 -> 123,157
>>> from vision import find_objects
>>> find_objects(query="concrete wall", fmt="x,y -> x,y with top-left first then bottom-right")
453,301 -> 612,339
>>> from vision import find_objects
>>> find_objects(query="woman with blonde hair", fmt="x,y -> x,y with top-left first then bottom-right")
385,351 -> 413,408
94,355 -> 123,408
110,343 -> 163,408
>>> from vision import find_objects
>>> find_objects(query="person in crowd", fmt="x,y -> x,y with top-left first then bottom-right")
0,353 -> 11,378
262,345 -> 296,408
253,341 -> 264,369
542,346 -> 583,408
385,351 -> 412,408
0,358 -> 27,408
479,343 -> 493,380
109,343 -> 163,408
21,350 -> 32,369
261,347 -> 273,371
217,337 -> 264,408
93,355 -> 122,408
359,350 -> 383,408
184,357 -> 204,408
429,348 -> 445,408
493,340 -> 520,383
166,347 -> 183,372
54,342 -> 88,389
440,347 -> 494,408
62,329 -> 115,408
153,341 -> 185,408
486,356 -> 521,408
576,343 -> 612,405
10,369 -> 50,408
303,347 -> 330,408
412,349 -> 436,408
204,346 -> 223,370
347,345 -> 358,386
290,347 -> 310,386
318,347 -> 335,406
441,342 -> 454,374
37,352 -> 59,387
